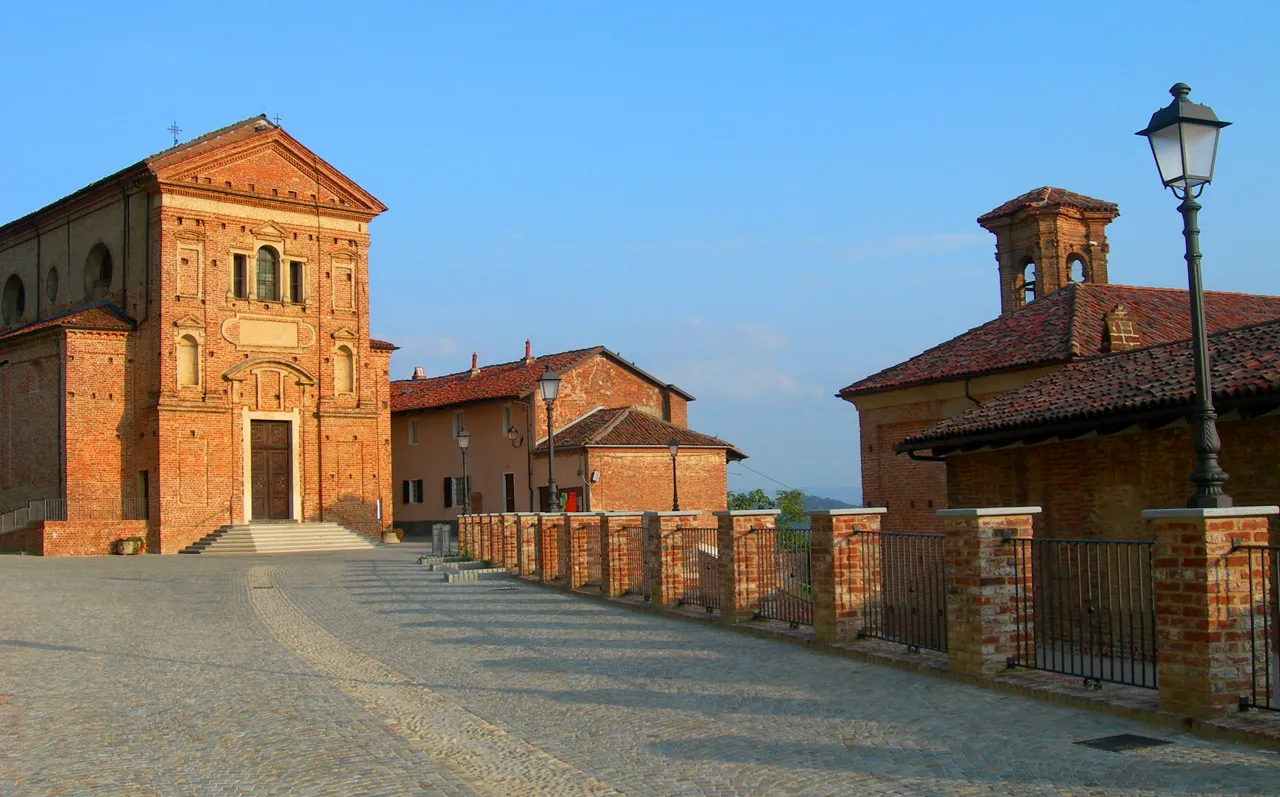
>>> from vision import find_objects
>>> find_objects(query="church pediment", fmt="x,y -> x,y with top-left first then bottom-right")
331,326 -> 358,341
251,222 -> 288,241
153,130 -> 385,216
173,314 -> 204,329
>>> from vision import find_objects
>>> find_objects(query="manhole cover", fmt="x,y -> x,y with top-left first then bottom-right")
1075,734 -> 1173,752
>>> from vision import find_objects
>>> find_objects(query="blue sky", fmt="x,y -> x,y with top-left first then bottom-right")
3,2 -> 1278,502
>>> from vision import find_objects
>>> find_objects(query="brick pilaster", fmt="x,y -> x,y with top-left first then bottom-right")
562,513 -> 596,589
538,513 -> 565,583
600,512 -> 644,597
459,515 -> 475,558
714,510 -> 780,624
500,513 -> 518,570
937,507 -> 1040,677
515,513 -> 538,576
1143,506 -> 1278,719
809,508 -> 886,644
645,511 -> 700,608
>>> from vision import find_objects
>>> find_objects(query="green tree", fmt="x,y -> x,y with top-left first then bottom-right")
727,489 -> 775,511
774,489 -> 807,530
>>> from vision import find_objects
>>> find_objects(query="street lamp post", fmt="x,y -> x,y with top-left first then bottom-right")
668,439 -> 680,511
1137,83 -> 1233,508
539,368 -> 561,511
457,427 -> 471,514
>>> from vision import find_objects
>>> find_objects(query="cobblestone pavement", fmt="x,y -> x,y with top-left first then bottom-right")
4,544 -> 1280,796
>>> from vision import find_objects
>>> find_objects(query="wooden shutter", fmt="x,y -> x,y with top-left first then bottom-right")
443,477 -> 453,508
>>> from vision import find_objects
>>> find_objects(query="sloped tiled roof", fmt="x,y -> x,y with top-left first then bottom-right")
534,406 -> 746,460
839,283 -> 1280,399
977,186 -> 1119,225
897,319 -> 1280,452
0,302 -> 136,344
369,338 -> 398,352
391,346 -> 693,413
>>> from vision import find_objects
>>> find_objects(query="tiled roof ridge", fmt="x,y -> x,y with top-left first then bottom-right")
837,287 -> 1078,396
142,115 -> 271,166
537,405 -> 608,446
977,186 -> 1119,224
390,345 -> 604,387
899,316 -> 1280,450
586,406 -> 632,444
0,301 -> 136,341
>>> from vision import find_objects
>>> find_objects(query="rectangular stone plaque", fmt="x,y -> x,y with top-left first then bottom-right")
240,319 -> 299,348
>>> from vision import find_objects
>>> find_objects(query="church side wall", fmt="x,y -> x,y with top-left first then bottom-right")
0,334 -> 62,511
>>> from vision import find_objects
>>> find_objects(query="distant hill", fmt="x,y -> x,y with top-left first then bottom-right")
803,494 -> 857,511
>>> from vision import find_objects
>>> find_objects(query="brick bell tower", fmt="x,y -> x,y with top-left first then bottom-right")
978,187 -> 1121,316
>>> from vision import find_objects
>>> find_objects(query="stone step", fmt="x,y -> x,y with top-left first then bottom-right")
443,568 -> 515,583
179,521 -> 380,555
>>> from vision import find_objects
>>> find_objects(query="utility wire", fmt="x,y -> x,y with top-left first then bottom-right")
731,461 -> 797,491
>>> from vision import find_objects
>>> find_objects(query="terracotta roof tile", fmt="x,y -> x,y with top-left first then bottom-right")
0,302 -> 135,344
839,283 -> 1280,398
391,347 -> 604,412
391,346 -> 693,413
534,407 -> 746,460
898,318 -> 1280,451
369,338 -> 398,352
977,186 -> 1119,225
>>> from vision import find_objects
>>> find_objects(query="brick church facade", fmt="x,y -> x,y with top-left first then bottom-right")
839,187 -> 1280,533
0,116 -> 396,554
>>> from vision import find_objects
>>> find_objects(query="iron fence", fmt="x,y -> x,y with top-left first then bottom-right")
1010,538 -> 1156,689
621,526 -> 651,600
854,531 -> 948,653
1230,542 -> 1279,711
675,527 -> 720,612
744,527 -> 812,627
1,497 -> 148,534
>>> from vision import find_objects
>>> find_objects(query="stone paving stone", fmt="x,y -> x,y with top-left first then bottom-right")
4,543 -> 1280,795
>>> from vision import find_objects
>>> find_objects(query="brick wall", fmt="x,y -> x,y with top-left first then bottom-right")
536,354 -> 680,439
947,415 -> 1280,539
0,520 -> 149,556
587,448 -> 726,524
0,335 -> 61,510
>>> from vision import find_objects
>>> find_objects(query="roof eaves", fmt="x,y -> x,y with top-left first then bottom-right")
534,405 -> 608,447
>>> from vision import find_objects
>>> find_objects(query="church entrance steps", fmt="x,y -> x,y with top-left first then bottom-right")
179,521 -> 379,555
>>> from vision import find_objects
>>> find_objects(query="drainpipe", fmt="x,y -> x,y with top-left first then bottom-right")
963,376 -> 980,408
143,190 -> 151,322
119,178 -> 129,313
513,397 -> 535,510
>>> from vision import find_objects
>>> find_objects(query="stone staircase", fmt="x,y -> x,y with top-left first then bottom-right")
179,521 -> 380,555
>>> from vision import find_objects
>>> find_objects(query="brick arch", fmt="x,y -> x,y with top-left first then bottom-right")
222,357 -> 317,386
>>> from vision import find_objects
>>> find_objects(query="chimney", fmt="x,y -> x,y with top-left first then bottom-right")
1103,304 -> 1141,352
523,338 -> 534,366
411,366 -> 426,380
469,352 -> 480,378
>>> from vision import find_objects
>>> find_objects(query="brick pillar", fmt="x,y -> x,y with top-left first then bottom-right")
600,512 -> 644,597
538,513 -> 565,583
515,513 -> 538,576
645,511 -> 700,608
1143,506 -> 1279,719
500,513 -> 518,570
468,515 -> 481,560
463,514 -> 478,557
714,510 -> 781,624
937,507 -> 1040,677
563,513 -> 596,589
809,508 -> 886,644
485,515 -> 498,564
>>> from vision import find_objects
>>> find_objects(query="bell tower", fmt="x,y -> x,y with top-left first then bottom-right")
978,187 -> 1120,315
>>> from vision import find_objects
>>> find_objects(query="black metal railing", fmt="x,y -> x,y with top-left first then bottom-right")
676,527 -> 720,612
1010,538 -> 1156,689
1230,542 -> 1279,711
622,526 -> 650,600
854,531 -> 948,653
746,527 -> 812,627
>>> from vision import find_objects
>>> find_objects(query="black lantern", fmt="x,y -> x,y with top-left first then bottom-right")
1137,83 -> 1232,508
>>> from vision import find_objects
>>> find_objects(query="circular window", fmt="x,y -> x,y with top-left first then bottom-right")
3,275 -> 26,325
84,244 -> 113,301
46,267 -> 59,304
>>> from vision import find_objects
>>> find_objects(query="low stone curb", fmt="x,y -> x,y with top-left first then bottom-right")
515,574 -> 1280,755
443,568 -> 516,583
